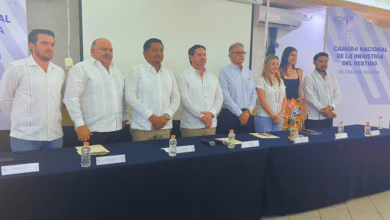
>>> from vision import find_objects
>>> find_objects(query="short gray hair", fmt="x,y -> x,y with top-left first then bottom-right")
91,39 -> 98,48
229,42 -> 244,54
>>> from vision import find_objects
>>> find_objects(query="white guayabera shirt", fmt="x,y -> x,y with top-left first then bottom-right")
64,57 -> 128,132
0,55 -> 66,141
125,62 -> 180,131
303,70 -> 342,120
177,67 -> 223,129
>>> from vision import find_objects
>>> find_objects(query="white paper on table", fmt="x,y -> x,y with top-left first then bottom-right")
335,133 -> 348,139
293,136 -> 309,144
1,163 -> 39,176
370,130 -> 380,136
161,145 -> 195,154
96,155 -> 126,166
241,140 -> 260,148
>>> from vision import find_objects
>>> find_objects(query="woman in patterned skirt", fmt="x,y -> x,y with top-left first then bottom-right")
279,47 -> 306,131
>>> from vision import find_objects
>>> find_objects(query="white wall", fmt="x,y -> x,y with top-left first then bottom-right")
82,0 -> 252,77
344,0 -> 390,10
82,0 -> 253,119
251,6 -> 327,81
27,0 -> 81,70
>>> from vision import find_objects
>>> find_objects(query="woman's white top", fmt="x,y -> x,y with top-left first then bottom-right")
256,77 -> 286,117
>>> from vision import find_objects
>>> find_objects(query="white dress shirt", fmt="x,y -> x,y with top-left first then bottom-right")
178,67 -> 223,129
63,57 -> 127,132
125,62 -> 180,131
256,77 -> 286,117
303,70 -> 342,120
0,55 -> 65,141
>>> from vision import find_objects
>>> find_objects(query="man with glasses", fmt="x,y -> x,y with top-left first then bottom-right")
217,42 -> 257,134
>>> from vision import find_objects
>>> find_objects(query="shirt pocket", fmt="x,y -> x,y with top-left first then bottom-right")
139,78 -> 152,91
246,77 -> 255,88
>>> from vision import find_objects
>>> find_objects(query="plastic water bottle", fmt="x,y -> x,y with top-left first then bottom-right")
81,142 -> 91,168
228,129 -> 235,149
378,116 -> 383,129
169,135 -> 177,157
338,121 -> 344,133
364,122 -> 371,137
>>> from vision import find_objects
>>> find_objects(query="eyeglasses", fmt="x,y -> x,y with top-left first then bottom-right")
231,51 -> 247,55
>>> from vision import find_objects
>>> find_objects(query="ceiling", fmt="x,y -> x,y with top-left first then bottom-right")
267,0 -> 390,28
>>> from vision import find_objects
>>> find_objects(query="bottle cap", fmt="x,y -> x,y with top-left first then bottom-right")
83,142 -> 89,146
366,122 -> 370,124
230,129 -> 234,133
380,116 -> 382,119
340,121 -> 343,124
171,135 -> 175,139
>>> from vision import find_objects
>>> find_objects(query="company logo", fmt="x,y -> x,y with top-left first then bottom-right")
333,15 -> 355,35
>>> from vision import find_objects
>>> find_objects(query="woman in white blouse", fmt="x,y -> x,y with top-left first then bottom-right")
255,55 -> 287,132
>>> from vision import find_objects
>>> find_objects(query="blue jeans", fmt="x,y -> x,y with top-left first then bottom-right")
254,116 -> 283,133
10,137 -> 63,152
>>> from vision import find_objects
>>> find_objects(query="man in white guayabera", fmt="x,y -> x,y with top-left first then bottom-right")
0,29 -> 66,151
64,38 -> 128,145
303,52 -> 342,129
125,38 -> 180,141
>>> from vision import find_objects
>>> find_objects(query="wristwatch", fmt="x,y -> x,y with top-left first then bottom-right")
164,113 -> 171,120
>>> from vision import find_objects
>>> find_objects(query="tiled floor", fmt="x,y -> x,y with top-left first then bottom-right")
262,190 -> 390,220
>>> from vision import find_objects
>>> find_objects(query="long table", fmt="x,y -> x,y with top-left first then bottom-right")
1,125 -> 390,219
261,125 -> 390,216
0,134 -> 269,220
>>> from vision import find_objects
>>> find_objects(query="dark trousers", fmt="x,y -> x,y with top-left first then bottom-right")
216,108 -> 255,134
77,126 -> 131,146
304,118 -> 333,130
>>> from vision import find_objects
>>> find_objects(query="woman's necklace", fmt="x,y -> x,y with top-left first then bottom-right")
274,81 -> 281,113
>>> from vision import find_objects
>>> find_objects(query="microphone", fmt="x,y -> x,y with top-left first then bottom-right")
201,139 -> 216,147
213,139 -> 228,146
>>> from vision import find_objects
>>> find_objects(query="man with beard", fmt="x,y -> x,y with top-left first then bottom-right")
64,38 -> 128,144
303,52 -> 342,129
125,38 -> 180,141
0,29 -> 66,151
177,45 -> 223,137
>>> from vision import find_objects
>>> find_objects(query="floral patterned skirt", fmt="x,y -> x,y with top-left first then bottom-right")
282,98 -> 303,131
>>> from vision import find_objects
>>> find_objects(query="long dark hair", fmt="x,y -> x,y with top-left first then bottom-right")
279,47 -> 297,78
